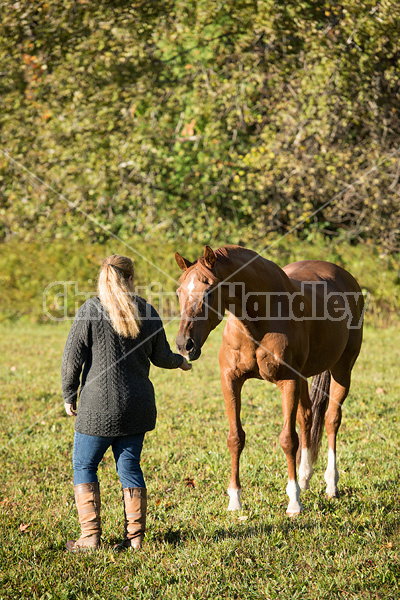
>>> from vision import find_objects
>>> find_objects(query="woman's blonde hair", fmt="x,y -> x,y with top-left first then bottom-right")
98,255 -> 142,339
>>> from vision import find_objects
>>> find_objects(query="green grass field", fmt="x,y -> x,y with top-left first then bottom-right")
0,321 -> 399,599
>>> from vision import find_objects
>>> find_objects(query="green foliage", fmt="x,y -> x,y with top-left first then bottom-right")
0,322 -> 399,598
0,236 -> 399,325
0,1 -> 399,249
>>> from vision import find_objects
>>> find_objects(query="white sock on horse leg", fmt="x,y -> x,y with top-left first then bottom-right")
299,448 -> 314,490
325,447 -> 339,497
286,479 -> 303,515
227,488 -> 242,511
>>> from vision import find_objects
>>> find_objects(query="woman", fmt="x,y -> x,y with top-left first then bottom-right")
62,254 -> 191,552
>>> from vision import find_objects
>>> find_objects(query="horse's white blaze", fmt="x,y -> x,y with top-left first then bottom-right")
286,479 -> 303,515
324,447 -> 339,497
298,448 -> 314,490
227,488 -> 242,511
187,275 -> 196,298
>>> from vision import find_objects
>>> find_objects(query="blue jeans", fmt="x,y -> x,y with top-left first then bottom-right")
73,431 -> 146,489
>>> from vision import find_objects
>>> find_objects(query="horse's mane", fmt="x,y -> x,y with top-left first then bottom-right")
179,245 -> 257,285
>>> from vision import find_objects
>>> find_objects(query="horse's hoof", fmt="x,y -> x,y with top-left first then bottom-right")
286,507 -> 303,517
286,504 -> 303,517
326,488 -> 340,499
286,500 -> 303,516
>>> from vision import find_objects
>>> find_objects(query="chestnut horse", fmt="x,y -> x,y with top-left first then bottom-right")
175,245 -> 364,515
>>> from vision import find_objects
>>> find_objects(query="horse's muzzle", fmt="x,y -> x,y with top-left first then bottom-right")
188,345 -> 201,361
175,335 -> 201,361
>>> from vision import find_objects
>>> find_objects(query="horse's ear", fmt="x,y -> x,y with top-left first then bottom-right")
203,245 -> 216,270
175,252 -> 193,271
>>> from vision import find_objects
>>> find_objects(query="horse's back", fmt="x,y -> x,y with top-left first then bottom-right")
283,260 -> 362,294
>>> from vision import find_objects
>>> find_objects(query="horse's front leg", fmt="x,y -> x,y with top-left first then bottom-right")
220,370 -> 246,511
277,378 -> 303,516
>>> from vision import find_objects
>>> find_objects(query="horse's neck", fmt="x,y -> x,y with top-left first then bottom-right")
215,249 -> 292,295
215,249 -> 294,332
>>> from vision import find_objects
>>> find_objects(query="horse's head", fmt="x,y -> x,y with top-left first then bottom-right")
174,246 -> 224,361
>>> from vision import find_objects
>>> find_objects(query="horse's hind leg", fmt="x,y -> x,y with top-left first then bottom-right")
324,367 -> 350,498
220,371 -> 246,511
278,378 -> 303,515
297,379 -> 314,491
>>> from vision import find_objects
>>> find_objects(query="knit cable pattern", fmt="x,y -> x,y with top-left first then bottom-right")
61,297 -> 183,436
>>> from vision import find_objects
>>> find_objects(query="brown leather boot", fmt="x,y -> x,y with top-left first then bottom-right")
115,487 -> 147,551
66,482 -> 101,552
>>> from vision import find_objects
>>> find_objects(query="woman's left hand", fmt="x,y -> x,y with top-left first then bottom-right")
64,402 -> 77,416
179,357 -> 192,371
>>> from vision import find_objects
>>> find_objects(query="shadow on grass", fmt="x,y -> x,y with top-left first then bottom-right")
152,518 -> 319,547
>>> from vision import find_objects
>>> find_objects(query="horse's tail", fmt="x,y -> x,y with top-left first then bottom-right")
309,370 -> 331,463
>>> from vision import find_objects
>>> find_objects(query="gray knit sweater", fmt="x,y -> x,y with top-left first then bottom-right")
61,296 -> 183,436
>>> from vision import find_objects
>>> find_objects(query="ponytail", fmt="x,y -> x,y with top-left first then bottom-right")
98,255 -> 141,339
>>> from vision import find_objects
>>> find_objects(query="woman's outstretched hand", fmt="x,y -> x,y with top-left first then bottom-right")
64,402 -> 77,416
179,357 -> 192,371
